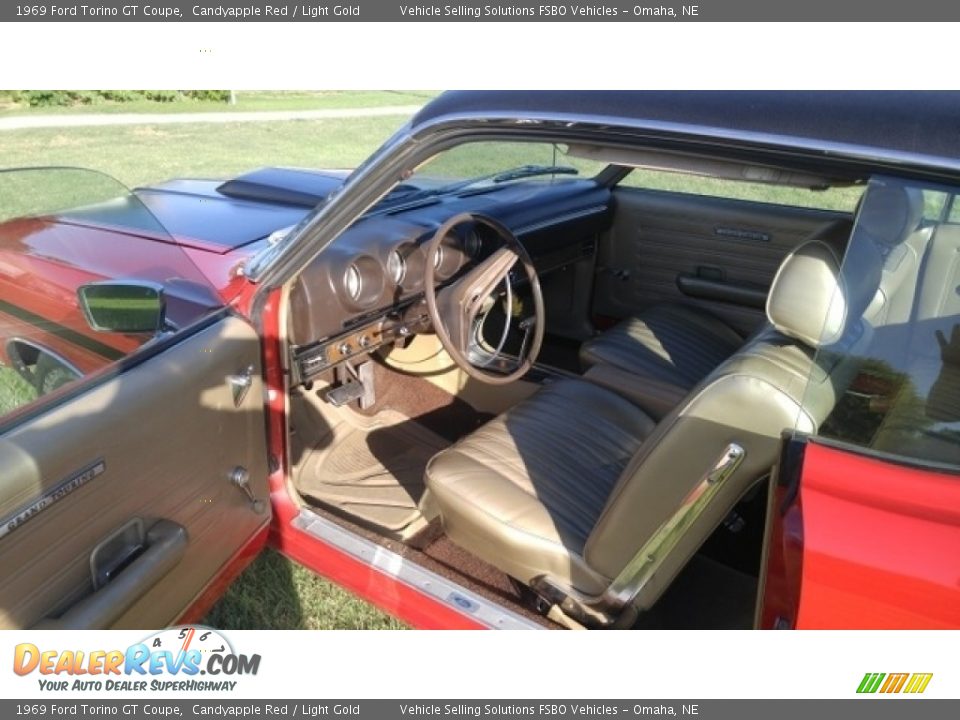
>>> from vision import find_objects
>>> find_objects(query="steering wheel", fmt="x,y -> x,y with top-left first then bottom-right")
423,212 -> 544,385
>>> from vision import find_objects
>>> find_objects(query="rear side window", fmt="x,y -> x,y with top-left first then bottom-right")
809,176 -> 960,466
617,166 -> 863,212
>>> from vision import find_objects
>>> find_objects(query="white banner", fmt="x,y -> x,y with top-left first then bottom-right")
1,629 -> 956,700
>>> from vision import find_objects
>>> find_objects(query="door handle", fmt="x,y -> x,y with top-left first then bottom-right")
35,520 -> 188,630
227,365 -> 255,407
597,266 -> 631,281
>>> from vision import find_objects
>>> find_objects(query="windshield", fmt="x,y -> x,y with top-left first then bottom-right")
397,141 -> 606,200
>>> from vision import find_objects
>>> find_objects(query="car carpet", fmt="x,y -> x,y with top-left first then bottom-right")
359,357 -> 495,442
302,501 -> 557,629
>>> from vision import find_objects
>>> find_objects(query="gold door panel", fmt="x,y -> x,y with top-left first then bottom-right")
0,315 -> 270,629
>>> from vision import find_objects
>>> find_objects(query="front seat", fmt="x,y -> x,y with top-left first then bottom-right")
425,236 -> 878,626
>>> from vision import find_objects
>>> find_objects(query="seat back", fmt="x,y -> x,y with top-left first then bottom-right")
583,235 -> 881,611
860,182 -> 930,327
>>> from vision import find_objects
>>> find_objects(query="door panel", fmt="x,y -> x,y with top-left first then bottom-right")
594,188 -> 851,335
0,315 -> 269,628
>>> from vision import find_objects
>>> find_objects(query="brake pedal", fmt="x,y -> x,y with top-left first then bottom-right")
324,381 -> 366,407
323,360 -> 376,408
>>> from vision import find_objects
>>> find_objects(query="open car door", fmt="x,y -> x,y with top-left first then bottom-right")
0,168 -> 270,629
758,176 -> 960,630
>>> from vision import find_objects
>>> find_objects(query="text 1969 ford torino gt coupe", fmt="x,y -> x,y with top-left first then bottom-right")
1,91 -> 959,630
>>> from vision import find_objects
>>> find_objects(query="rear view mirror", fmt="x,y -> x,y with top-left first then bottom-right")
78,281 -> 166,334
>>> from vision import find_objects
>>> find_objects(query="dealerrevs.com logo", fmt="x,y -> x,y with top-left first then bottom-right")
857,673 -> 933,694
13,627 -> 260,692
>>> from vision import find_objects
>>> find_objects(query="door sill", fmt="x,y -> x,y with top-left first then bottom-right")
292,508 -> 543,630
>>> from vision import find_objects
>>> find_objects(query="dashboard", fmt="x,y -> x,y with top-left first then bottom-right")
288,178 -> 612,381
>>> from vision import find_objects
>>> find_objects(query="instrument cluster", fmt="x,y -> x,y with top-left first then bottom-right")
288,216 -> 491,346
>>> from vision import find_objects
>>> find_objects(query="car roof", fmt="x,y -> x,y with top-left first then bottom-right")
412,91 -> 960,164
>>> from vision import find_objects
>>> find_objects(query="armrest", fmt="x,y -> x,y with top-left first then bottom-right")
583,364 -> 688,421
676,273 -> 767,309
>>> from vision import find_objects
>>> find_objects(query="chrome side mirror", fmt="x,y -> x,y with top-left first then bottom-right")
77,281 -> 166,334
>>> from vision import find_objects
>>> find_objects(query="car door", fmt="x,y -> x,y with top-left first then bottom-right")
758,176 -> 960,629
0,168 -> 270,629
594,171 -> 859,336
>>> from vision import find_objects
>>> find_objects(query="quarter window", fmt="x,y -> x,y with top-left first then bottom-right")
808,176 -> 960,466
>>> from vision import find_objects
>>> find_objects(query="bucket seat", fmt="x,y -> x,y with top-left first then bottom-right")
425,235 -> 879,625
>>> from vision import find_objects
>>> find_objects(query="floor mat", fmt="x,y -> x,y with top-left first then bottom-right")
632,554 -> 758,630
297,409 -> 449,533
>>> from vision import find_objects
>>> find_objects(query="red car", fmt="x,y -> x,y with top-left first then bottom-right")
1,91 -> 958,630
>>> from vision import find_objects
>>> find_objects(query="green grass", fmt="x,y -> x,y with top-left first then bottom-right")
0,365 -> 37,416
0,116 -> 406,188
0,91 -> 436,117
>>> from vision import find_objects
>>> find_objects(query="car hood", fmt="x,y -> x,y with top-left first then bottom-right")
129,167 -> 350,253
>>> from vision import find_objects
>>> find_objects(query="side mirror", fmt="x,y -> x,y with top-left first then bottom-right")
78,281 -> 166,334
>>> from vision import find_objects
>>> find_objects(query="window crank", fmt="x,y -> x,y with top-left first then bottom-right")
229,466 -> 266,514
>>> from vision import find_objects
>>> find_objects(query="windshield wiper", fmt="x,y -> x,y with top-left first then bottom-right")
491,164 -> 579,184
442,164 -> 579,194
389,164 -> 580,207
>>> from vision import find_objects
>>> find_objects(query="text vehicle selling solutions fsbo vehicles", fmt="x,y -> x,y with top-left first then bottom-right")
1,91 -> 959,630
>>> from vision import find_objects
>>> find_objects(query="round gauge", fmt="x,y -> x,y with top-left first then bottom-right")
462,229 -> 482,258
433,246 -> 443,269
387,250 -> 406,285
344,264 -> 362,300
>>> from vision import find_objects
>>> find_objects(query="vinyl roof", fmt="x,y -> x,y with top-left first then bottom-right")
412,91 -> 960,163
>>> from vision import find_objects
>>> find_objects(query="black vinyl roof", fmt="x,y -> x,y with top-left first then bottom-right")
412,91 -> 960,163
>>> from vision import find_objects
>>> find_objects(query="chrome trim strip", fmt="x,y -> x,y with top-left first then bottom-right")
249,110 -> 960,292
0,458 -> 106,541
515,205 -> 609,236
603,443 -> 746,607
292,509 -> 542,630
412,111 -> 960,177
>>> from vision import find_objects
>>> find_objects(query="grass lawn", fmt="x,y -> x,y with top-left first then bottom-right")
204,549 -> 406,630
0,366 -> 37,416
0,115 -> 407,188
0,90 -> 436,117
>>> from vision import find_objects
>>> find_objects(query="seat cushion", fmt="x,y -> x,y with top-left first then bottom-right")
580,304 -> 744,390
424,379 -> 655,596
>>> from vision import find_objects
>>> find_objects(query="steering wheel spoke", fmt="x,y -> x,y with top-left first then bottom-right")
423,212 -> 544,385
439,246 -> 518,352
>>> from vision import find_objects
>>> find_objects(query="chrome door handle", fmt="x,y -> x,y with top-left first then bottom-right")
227,365 -> 255,407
